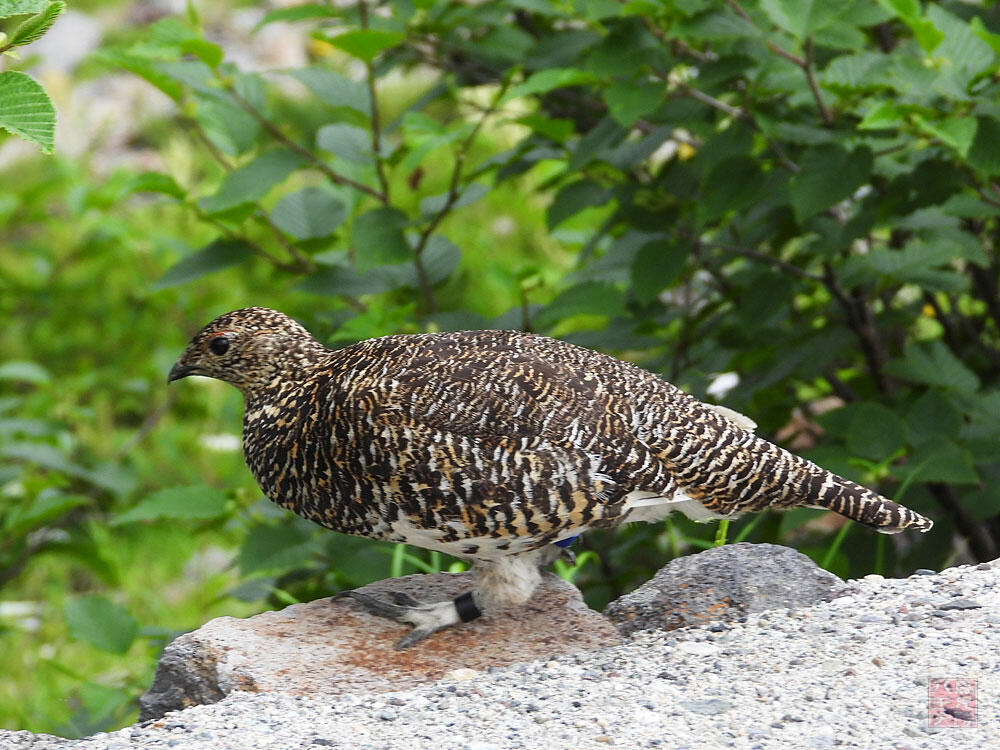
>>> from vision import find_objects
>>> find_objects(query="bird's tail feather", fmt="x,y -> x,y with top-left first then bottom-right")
806,474 -> 933,534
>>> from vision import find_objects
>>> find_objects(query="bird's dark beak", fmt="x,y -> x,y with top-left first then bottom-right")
168,362 -> 196,383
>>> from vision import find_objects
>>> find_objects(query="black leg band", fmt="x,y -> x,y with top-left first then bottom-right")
454,591 -> 482,623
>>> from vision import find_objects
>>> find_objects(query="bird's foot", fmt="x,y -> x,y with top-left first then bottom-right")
335,589 -> 482,649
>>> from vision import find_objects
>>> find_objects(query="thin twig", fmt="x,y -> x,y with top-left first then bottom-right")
803,39 -> 834,126
681,85 -> 745,119
410,79 -> 512,313
358,1 -> 391,203
252,210 -> 315,274
225,83 -> 385,201
705,241 -> 824,283
822,263 -> 893,393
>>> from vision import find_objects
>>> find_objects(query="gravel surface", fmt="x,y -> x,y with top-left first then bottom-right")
7,563 -> 999,750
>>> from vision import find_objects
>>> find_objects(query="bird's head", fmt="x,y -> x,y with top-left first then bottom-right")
168,307 -> 324,395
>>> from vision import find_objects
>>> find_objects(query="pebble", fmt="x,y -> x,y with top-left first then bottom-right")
5,561 -> 999,750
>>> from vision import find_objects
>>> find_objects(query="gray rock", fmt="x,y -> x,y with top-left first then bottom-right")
139,571 -> 620,721
0,730 -> 77,750
603,543 -> 844,635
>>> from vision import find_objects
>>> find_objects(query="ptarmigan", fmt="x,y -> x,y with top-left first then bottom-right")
169,307 -> 932,647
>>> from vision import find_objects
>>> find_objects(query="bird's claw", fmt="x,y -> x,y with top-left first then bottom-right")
335,589 -> 452,649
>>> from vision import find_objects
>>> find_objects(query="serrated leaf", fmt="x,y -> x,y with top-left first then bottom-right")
126,172 -> 184,199
906,390 -> 963,443
65,596 -> 138,655
898,438 -> 979,485
352,207 -> 410,269
857,101 -> 904,130
8,0 -> 64,47
419,183 -> 488,217
114,485 -> 228,524
0,0 -> 47,19
316,123 -> 371,163
603,79 -> 664,126
238,523 -> 316,575
536,281 -> 626,328
631,240 -> 686,304
270,187 -> 347,240
325,29 -> 404,63
296,263 -> 409,297
926,5 -> 995,77
195,97 -> 259,157
822,51 -> 892,93
913,115 -> 977,158
290,66 -> 370,116
3,493 -> 88,538
422,235 -> 462,284
699,155 -> 764,223
885,340 -> 980,393
760,0 -> 852,39
153,239 -> 254,289
0,71 -> 55,153
847,403 -> 907,460
875,0 -> 943,52
790,145 -> 872,223
546,179 -> 609,229
502,68 -> 599,103
198,149 -> 305,215
967,116 -> 1000,175
256,3 -> 335,29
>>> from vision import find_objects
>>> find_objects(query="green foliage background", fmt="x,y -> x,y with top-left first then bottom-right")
2,0 -> 1000,738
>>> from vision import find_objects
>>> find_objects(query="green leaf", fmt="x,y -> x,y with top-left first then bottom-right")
906,390 -> 963,443
422,235 -> 462,284
631,240 -> 686,304
352,207 -> 411,269
970,16 -> 1000,57
65,596 -> 139,655
270,187 -> 347,240
256,3 -> 335,28
963,485 -> 1000,521
760,0 -> 852,39
967,117 -> 1000,175
316,123 -> 371,163
0,71 -> 55,153
536,281 -> 626,328
419,183 -> 488,217
0,360 -> 50,383
875,0 -> 943,52
325,29 -> 404,63
114,485 -> 228,524
296,262 -> 409,297
846,403 -> 907,460
913,115 -> 977,158
885,340 -> 981,393
290,67 -> 370,117
0,0 -> 47,19
195,98 -> 259,157
926,5 -> 995,77
603,79 -> 664,127
898,438 -> 979,485
789,145 -> 872,223
514,115 -> 574,143
126,172 -> 184,199
153,239 -> 255,290
3,493 -> 88,538
699,155 -> 764,223
857,101 -> 904,130
238,522 -> 316,575
502,68 -> 599,103
8,0 -> 63,47
197,149 -> 305,215
546,179 -> 609,229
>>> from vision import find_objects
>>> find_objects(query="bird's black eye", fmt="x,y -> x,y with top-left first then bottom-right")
209,335 -> 231,356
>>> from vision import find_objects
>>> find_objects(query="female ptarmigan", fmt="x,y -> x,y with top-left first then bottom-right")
169,307 -> 932,647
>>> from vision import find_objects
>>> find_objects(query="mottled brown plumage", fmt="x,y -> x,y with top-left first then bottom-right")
169,307 -> 932,646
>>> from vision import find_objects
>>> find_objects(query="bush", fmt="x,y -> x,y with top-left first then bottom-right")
3,0 -> 999,736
